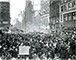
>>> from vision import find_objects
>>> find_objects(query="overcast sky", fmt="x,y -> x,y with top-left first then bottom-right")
10,0 -> 25,25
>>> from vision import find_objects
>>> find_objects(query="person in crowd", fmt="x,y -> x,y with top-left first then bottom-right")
0,31 -> 76,60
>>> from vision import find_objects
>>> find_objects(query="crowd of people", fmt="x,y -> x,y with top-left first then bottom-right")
0,30 -> 76,60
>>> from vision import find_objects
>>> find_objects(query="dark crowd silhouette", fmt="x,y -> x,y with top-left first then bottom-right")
0,30 -> 76,60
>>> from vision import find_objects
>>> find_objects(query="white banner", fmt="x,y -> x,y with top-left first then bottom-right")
19,46 -> 30,55
0,0 -> 9,2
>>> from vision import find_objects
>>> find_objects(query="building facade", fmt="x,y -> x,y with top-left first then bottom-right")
22,0 -> 34,33
40,0 -> 50,33
50,0 -> 61,33
0,2 -> 10,30
59,0 -> 76,31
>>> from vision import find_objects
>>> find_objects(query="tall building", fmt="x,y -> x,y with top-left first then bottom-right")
22,0 -> 34,33
59,0 -> 76,31
22,0 -> 50,33
50,0 -> 61,33
40,0 -> 50,33
33,11 -> 42,32
0,1 -> 10,30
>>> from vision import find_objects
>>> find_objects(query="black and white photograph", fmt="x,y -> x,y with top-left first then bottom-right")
0,0 -> 76,60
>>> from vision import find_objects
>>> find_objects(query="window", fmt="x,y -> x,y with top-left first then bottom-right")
61,6 -> 64,12
64,5 -> 67,11
61,15 -> 62,21
68,13 -> 72,21
68,2 -> 72,8
72,12 -> 76,20
64,14 -> 67,21
72,1 -> 75,7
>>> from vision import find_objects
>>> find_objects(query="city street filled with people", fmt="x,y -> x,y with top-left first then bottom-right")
0,0 -> 76,60
0,31 -> 76,60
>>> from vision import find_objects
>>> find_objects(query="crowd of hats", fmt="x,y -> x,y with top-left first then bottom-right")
0,31 -> 76,60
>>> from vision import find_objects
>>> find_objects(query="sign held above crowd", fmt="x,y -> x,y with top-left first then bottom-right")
19,46 -> 30,55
